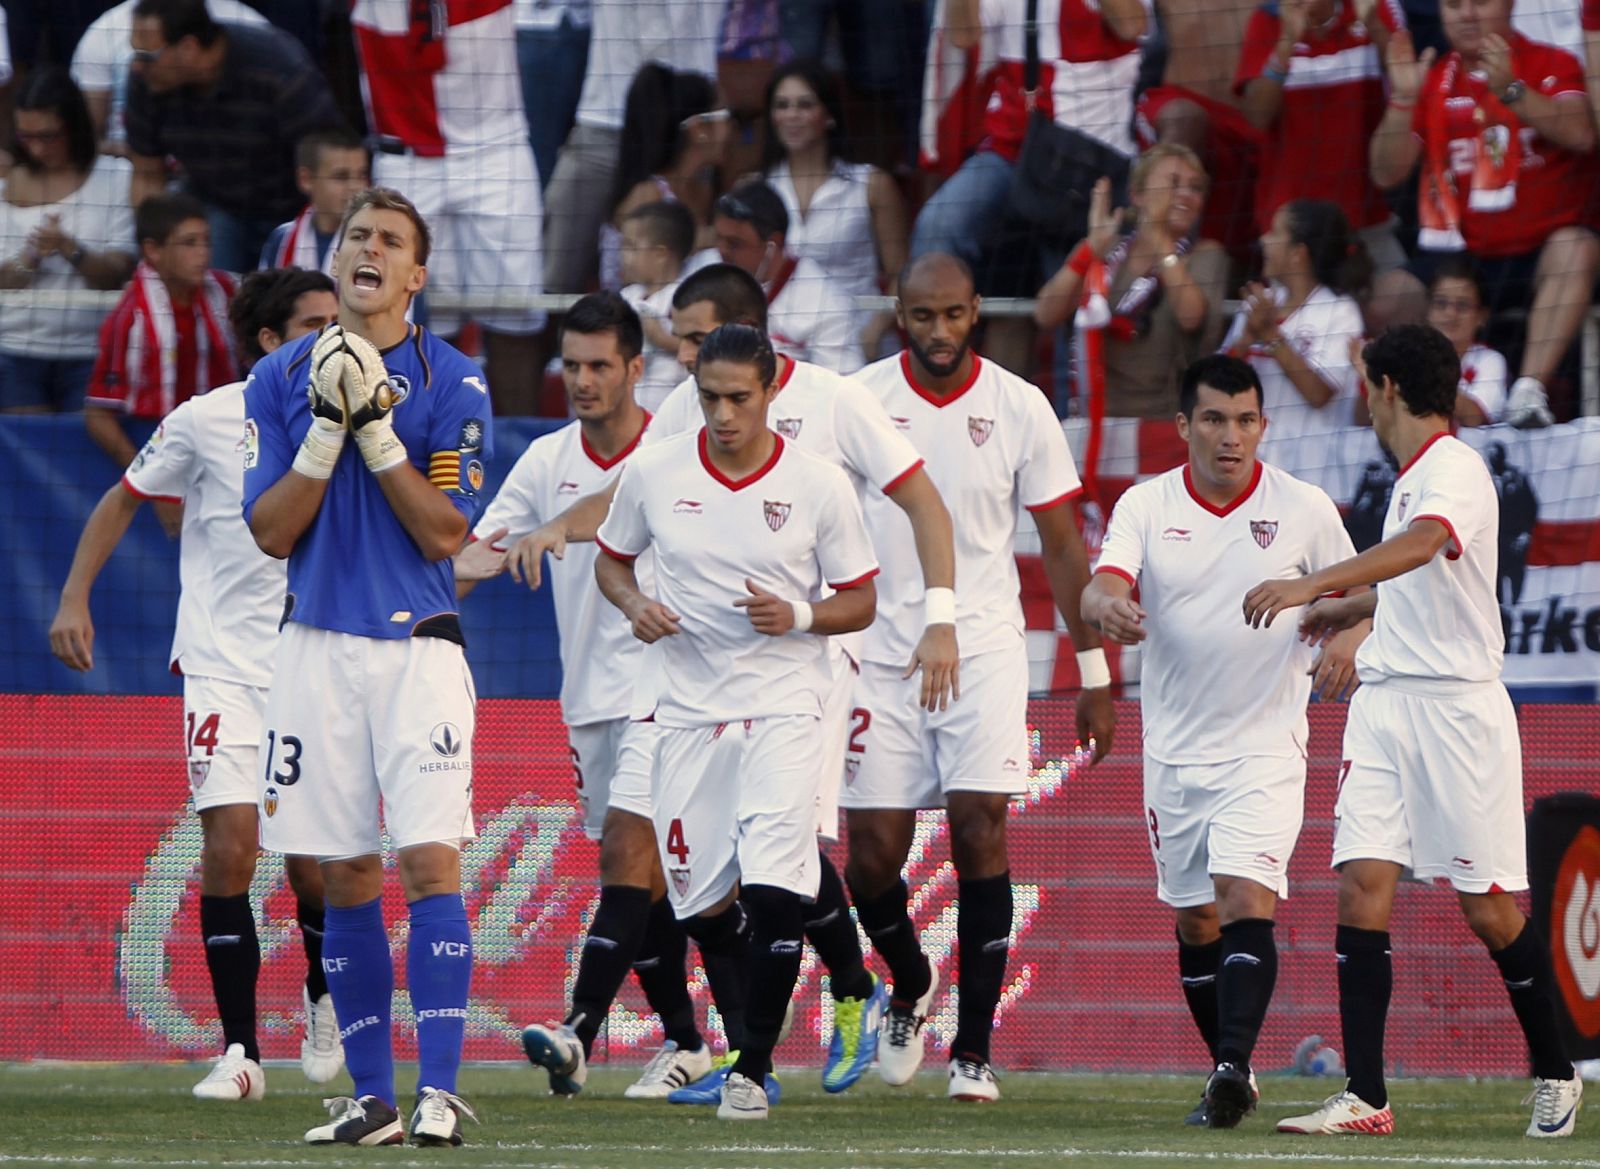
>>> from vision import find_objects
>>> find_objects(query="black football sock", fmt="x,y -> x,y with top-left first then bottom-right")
728,885 -> 803,1085
849,876 -> 931,1004
683,900 -> 750,1051
1490,920 -> 1575,1082
1215,918 -> 1277,1069
805,850 -> 873,1001
566,884 -> 650,1057
951,873 -> 1012,1063
297,900 -> 328,1000
632,895 -> 703,1052
1177,931 -> 1223,1062
200,893 -> 261,1063
1336,925 -> 1392,1109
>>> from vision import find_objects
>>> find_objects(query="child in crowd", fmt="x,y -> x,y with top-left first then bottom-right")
84,192 -> 236,472
1425,258 -> 1507,427
619,200 -> 698,411
259,128 -> 371,273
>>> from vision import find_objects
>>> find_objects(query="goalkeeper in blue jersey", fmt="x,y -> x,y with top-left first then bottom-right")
242,187 -> 492,1150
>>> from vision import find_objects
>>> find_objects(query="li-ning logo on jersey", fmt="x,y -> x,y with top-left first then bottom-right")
1162,527 -> 1192,542
557,480 -> 581,495
1250,520 -> 1278,549
387,374 -> 411,406
764,501 -> 792,531
775,417 -> 803,440
430,722 -> 463,758
1396,491 -> 1411,521
890,415 -> 912,430
673,498 -> 703,514
968,416 -> 994,446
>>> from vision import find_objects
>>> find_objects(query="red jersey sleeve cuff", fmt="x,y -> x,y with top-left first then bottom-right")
1093,565 -> 1137,587
880,458 -> 925,495
1025,487 -> 1084,513
120,476 -> 181,504
596,536 -> 640,563
828,566 -> 880,590
1411,513 -> 1462,560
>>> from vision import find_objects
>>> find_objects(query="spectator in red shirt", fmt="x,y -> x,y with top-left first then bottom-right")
911,0 -> 1150,373
1236,0 -> 1407,274
1369,0 -> 1598,427
1584,0 -> 1600,131
84,191 -> 237,472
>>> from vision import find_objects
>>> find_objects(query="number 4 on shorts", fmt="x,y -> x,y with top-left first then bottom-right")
665,817 -> 690,864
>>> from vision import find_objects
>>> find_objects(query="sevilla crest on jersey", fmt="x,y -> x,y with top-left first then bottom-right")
764,500 -> 792,531
969,416 -> 994,446
1251,520 -> 1278,549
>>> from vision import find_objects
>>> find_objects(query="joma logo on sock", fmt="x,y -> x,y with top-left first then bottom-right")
431,941 -> 470,958
340,1015 -> 381,1039
416,1008 -> 470,1021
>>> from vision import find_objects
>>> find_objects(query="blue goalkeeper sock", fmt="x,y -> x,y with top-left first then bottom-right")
322,898 -> 395,1105
408,892 -> 472,1095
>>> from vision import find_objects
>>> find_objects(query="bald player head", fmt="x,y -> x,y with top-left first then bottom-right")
896,252 -> 980,381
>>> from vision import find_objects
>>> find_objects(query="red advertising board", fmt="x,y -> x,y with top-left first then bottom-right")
1,695 -> 1591,1074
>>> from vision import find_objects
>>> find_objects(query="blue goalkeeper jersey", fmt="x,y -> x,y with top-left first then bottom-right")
242,324 -> 493,641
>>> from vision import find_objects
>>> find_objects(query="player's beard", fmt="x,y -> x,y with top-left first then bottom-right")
906,331 -> 971,381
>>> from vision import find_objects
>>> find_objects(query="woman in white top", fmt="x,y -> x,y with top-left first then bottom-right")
0,69 -> 135,412
1424,256 -> 1509,427
1222,198 -> 1370,451
760,60 -> 908,358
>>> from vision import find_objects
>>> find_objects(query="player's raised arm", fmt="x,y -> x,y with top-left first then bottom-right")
48,482 -> 146,671
244,333 -> 345,559
1243,519 -> 1451,628
508,483 -> 617,589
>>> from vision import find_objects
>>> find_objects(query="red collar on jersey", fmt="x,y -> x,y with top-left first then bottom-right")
765,254 -> 799,304
1398,428 -> 1452,477
698,428 -> 785,491
581,410 -> 652,471
1183,459 -> 1263,517
774,356 -> 797,394
900,349 -> 983,408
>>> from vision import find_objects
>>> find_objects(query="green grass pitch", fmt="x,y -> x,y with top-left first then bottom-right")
0,1063 -> 1593,1168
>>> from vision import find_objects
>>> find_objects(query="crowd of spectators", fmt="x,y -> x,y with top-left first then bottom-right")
2,0 -> 1600,443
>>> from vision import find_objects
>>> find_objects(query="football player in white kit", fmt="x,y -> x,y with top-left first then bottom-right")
594,322 -> 880,1120
244,189 -> 492,1148
49,267 -> 345,1101
456,293 -> 721,1099
507,265 -> 958,1101
843,252 -> 1116,1102
1083,354 -> 1360,1128
1244,325 -> 1582,1139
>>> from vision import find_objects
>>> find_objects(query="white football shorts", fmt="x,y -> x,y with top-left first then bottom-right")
375,143 -> 545,335
814,647 -> 856,842
258,623 -> 478,858
841,641 -> 1030,810
1143,754 -> 1307,908
184,674 -> 268,813
652,715 -> 822,919
567,717 -> 656,840
1333,679 -> 1527,893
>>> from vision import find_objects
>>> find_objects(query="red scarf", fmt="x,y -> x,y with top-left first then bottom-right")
1418,52 -> 1523,252
125,261 -> 237,416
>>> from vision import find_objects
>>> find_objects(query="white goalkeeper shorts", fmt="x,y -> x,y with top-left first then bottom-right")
841,641 -> 1030,811
1333,679 -> 1527,894
258,622 -> 478,859
652,715 -> 822,919
375,143 -> 546,336
1143,754 -> 1306,908
567,717 -> 656,840
183,674 -> 267,813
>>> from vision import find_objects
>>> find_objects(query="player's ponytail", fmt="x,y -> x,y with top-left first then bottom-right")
696,323 -> 777,389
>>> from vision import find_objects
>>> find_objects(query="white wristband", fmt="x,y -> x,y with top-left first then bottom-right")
1077,648 -> 1111,690
790,600 -> 814,634
924,586 -> 956,626
292,420 -> 345,480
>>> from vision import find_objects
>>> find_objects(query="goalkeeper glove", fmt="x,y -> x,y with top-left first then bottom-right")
293,324 -> 349,479
341,331 -> 408,473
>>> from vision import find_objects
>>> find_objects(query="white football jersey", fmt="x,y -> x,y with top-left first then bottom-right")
1459,343 -> 1508,423
474,417 -> 649,726
853,351 -> 1082,666
596,431 -> 879,727
121,381 -> 284,687
766,255 -> 865,374
1095,461 -> 1356,765
1356,432 -> 1503,686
